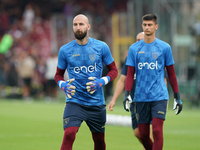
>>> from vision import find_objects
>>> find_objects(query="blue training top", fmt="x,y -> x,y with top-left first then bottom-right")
57,37 -> 114,106
126,38 -> 174,102
121,58 -> 168,99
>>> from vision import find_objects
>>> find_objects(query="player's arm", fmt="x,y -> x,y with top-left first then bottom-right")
106,61 -> 118,81
54,67 -> 76,98
123,66 -> 135,111
54,67 -> 65,82
166,65 -> 182,115
164,68 -> 168,87
107,74 -> 126,111
164,78 -> 167,87
86,61 -> 118,94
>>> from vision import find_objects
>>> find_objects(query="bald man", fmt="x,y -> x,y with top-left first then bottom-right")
136,32 -> 145,42
55,14 -> 118,150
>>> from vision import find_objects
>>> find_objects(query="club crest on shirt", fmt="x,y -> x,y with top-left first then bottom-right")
152,53 -> 158,60
89,54 -> 96,62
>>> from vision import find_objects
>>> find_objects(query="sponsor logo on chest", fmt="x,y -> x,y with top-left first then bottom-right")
138,61 -> 158,70
74,63 -> 97,73
138,52 -> 159,70
73,54 -> 97,73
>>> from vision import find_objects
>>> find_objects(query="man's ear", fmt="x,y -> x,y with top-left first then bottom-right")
88,24 -> 91,31
155,24 -> 159,30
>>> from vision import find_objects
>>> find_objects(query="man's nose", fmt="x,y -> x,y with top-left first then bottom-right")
77,25 -> 81,29
145,26 -> 149,30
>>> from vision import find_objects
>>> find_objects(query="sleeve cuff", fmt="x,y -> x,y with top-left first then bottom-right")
101,76 -> 110,85
58,80 -> 65,88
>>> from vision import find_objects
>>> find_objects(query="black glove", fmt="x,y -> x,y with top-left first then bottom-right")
173,93 -> 183,115
123,91 -> 132,112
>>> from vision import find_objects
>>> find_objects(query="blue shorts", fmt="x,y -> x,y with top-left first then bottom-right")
130,102 -> 138,129
135,100 -> 168,124
63,102 -> 106,133
130,102 -> 152,129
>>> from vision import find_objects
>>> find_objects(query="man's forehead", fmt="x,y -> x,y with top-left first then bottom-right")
142,20 -> 155,24
73,15 -> 89,24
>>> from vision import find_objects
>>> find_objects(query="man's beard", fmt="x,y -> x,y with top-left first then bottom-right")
146,33 -> 152,36
74,31 -> 87,40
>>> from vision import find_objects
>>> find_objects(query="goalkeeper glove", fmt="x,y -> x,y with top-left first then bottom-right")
173,93 -> 183,115
58,78 -> 76,99
123,91 -> 132,112
86,76 -> 110,94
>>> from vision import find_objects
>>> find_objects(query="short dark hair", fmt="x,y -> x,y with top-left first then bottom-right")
142,14 -> 157,24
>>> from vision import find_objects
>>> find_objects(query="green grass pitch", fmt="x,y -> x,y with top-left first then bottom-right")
0,98 -> 200,150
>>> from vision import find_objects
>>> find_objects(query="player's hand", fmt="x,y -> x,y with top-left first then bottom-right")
107,100 -> 116,111
86,77 -> 105,94
173,93 -> 183,115
60,78 -> 76,99
123,91 -> 132,112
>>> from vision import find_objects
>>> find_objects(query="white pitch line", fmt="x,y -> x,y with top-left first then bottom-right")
106,114 -> 132,127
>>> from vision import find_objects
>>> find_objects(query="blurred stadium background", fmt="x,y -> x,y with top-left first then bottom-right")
0,0 -> 200,105
1,0 -> 200,149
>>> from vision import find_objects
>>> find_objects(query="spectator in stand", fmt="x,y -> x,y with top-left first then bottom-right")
22,3 -> 35,31
16,50 -> 36,99
45,52 -> 58,100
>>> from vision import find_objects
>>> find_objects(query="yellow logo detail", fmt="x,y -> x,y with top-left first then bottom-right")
136,113 -> 139,121
63,118 -> 69,125
158,111 -> 165,114
72,54 -> 80,57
